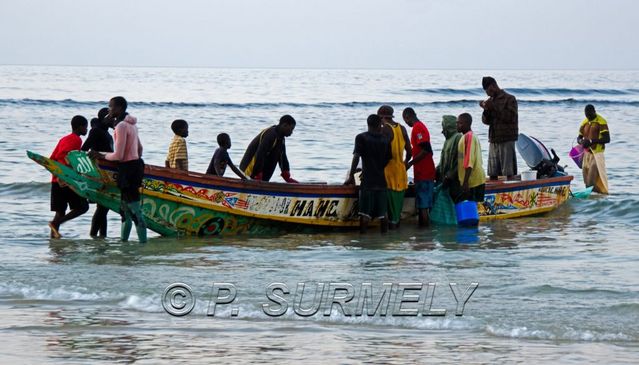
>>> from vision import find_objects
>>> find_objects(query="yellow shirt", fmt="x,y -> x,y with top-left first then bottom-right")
457,131 -> 486,188
166,134 -> 188,170
579,114 -> 609,154
384,123 -> 408,191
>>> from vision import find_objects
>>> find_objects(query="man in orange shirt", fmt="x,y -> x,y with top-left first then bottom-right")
49,115 -> 89,238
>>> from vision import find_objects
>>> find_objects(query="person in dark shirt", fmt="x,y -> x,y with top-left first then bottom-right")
206,133 -> 247,179
345,114 -> 392,234
239,115 -> 298,183
81,107 -> 113,237
82,108 -> 114,153
480,76 -> 519,180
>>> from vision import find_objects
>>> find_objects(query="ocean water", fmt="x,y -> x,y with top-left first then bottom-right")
1,65 -> 638,364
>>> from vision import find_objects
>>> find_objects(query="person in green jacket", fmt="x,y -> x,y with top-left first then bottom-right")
436,115 -> 463,201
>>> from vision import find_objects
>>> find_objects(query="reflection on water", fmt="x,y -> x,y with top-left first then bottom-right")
2,307 -> 635,364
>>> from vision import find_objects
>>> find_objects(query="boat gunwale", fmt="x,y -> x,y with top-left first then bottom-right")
485,175 -> 574,193
97,160 -> 574,197
98,160 -> 359,196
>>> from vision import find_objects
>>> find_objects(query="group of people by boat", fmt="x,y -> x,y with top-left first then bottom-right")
44,76 -> 611,240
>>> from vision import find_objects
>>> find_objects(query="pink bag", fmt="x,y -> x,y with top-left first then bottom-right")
569,145 -> 585,169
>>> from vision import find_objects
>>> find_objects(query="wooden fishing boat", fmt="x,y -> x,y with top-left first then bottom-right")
27,150 -> 572,236
476,175 -> 573,220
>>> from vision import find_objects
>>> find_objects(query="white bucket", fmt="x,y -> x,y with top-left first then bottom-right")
521,170 -> 537,181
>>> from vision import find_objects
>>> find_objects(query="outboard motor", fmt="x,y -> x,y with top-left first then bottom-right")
535,148 -> 565,178
516,134 -> 566,179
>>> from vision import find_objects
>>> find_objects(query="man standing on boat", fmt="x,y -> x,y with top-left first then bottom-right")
578,104 -> 610,194
378,105 -> 411,229
403,108 -> 435,227
240,115 -> 298,183
480,76 -> 518,180
89,96 -> 147,243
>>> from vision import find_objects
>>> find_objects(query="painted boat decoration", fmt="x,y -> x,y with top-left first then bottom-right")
475,176 -> 572,220
27,150 -> 573,236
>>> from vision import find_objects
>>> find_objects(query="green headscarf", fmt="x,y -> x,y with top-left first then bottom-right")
437,115 -> 462,180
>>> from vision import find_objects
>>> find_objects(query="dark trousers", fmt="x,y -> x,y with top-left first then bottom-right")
90,204 -> 109,237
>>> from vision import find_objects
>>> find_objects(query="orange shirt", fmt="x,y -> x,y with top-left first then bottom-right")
50,133 -> 82,183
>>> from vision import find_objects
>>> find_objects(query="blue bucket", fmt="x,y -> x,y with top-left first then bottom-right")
455,200 -> 479,227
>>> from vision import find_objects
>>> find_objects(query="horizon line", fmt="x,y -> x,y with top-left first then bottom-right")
1,63 -> 638,72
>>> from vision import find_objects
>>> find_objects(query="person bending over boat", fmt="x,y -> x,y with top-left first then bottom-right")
82,107 -> 113,237
48,115 -> 90,238
82,108 -> 113,153
403,107 -> 436,227
378,105 -> 411,229
457,113 -> 486,203
206,133 -> 247,179
89,96 -> 147,243
480,76 -> 518,180
345,114 -> 392,234
240,115 -> 298,183
436,115 -> 463,201
165,119 -> 189,171
577,104 -> 610,194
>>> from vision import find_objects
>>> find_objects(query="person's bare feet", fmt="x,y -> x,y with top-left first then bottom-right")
48,221 -> 61,239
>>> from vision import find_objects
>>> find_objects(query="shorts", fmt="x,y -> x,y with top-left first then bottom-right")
359,188 -> 387,219
117,159 -> 145,202
415,180 -> 434,209
488,141 -> 517,177
50,182 -> 88,212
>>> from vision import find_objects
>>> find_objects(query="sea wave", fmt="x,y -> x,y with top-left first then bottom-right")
119,296 -> 482,330
605,302 -> 639,316
486,325 -> 635,342
406,87 -> 639,97
523,284 -> 626,296
573,198 -> 639,224
0,97 -> 638,109
5,285 -> 637,341
0,181 -> 50,196
0,282 -> 115,302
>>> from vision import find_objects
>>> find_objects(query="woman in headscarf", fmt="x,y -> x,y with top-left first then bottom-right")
436,115 -> 463,201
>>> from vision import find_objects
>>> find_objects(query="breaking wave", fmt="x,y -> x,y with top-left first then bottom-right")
1,97 -> 638,109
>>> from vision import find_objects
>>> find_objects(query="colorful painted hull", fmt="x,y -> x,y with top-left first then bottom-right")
478,177 -> 573,221
28,150 -> 573,236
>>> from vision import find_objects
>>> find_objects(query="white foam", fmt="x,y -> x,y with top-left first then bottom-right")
0,282 -> 114,302
119,294 -> 163,313
486,325 -> 634,342
157,301 -> 483,331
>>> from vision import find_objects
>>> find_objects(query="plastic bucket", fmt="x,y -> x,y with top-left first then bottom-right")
521,170 -> 537,181
569,145 -> 584,169
455,200 -> 479,227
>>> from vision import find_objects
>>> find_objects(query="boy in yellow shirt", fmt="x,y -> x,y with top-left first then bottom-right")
165,119 -> 189,171
457,113 -> 486,203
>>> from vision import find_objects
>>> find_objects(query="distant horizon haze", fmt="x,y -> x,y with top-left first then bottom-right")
1,0 -> 638,70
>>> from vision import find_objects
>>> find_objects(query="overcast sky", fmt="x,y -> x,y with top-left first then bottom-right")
1,0 -> 637,69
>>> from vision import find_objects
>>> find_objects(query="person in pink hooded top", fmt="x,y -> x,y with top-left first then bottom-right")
90,96 -> 147,243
